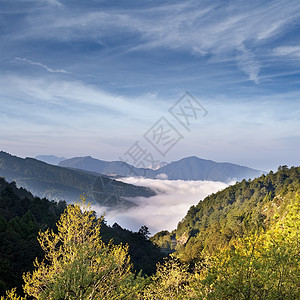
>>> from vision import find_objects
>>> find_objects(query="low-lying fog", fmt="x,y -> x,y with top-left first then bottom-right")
92,178 -> 230,235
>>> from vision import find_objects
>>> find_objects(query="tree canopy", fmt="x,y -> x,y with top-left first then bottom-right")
22,196 -> 141,299
1,166 -> 299,299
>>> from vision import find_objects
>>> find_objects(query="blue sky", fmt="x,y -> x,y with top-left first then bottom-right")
0,0 -> 299,171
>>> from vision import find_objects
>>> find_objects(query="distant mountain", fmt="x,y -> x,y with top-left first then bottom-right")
59,156 -> 156,178
0,151 -> 155,206
59,156 -> 263,183
35,155 -> 67,165
156,156 -> 264,182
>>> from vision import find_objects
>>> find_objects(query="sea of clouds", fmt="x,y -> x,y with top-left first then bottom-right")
92,177 -> 230,235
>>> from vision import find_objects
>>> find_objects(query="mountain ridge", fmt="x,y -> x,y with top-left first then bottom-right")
59,155 -> 264,183
35,155 -> 67,165
0,151 -> 155,206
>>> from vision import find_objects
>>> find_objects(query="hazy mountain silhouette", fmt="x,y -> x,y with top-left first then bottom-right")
0,151 -> 155,206
35,155 -> 67,165
156,156 -> 264,182
59,155 -> 263,183
59,156 -> 156,178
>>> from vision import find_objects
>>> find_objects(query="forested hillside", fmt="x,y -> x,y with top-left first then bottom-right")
0,178 -> 163,297
0,151 -> 155,206
0,177 -> 66,294
1,166 -> 299,299
152,166 -> 300,262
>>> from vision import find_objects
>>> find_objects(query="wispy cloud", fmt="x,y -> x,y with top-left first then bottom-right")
15,57 -> 71,74
47,0 -> 62,6
1,74 -> 165,115
38,0 -> 63,7
16,1 -> 300,84
1,1 -> 300,170
0,74 -> 164,159
1,72 -> 299,169
273,46 -> 300,58
0,74 -> 166,138
237,46 -> 260,84
257,20 -> 286,40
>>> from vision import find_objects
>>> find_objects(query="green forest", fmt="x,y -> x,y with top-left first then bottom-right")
1,165 -> 299,299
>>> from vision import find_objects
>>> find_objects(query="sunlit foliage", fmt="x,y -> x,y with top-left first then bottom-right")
22,196 -> 141,299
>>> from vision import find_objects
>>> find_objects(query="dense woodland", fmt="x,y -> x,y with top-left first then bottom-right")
1,165 -> 299,299
0,178 -> 163,297
152,166 -> 300,261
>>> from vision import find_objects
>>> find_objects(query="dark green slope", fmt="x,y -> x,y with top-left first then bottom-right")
151,165 -> 300,262
0,151 -> 155,206
0,177 -> 164,296
99,223 -> 165,276
0,177 -> 67,294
